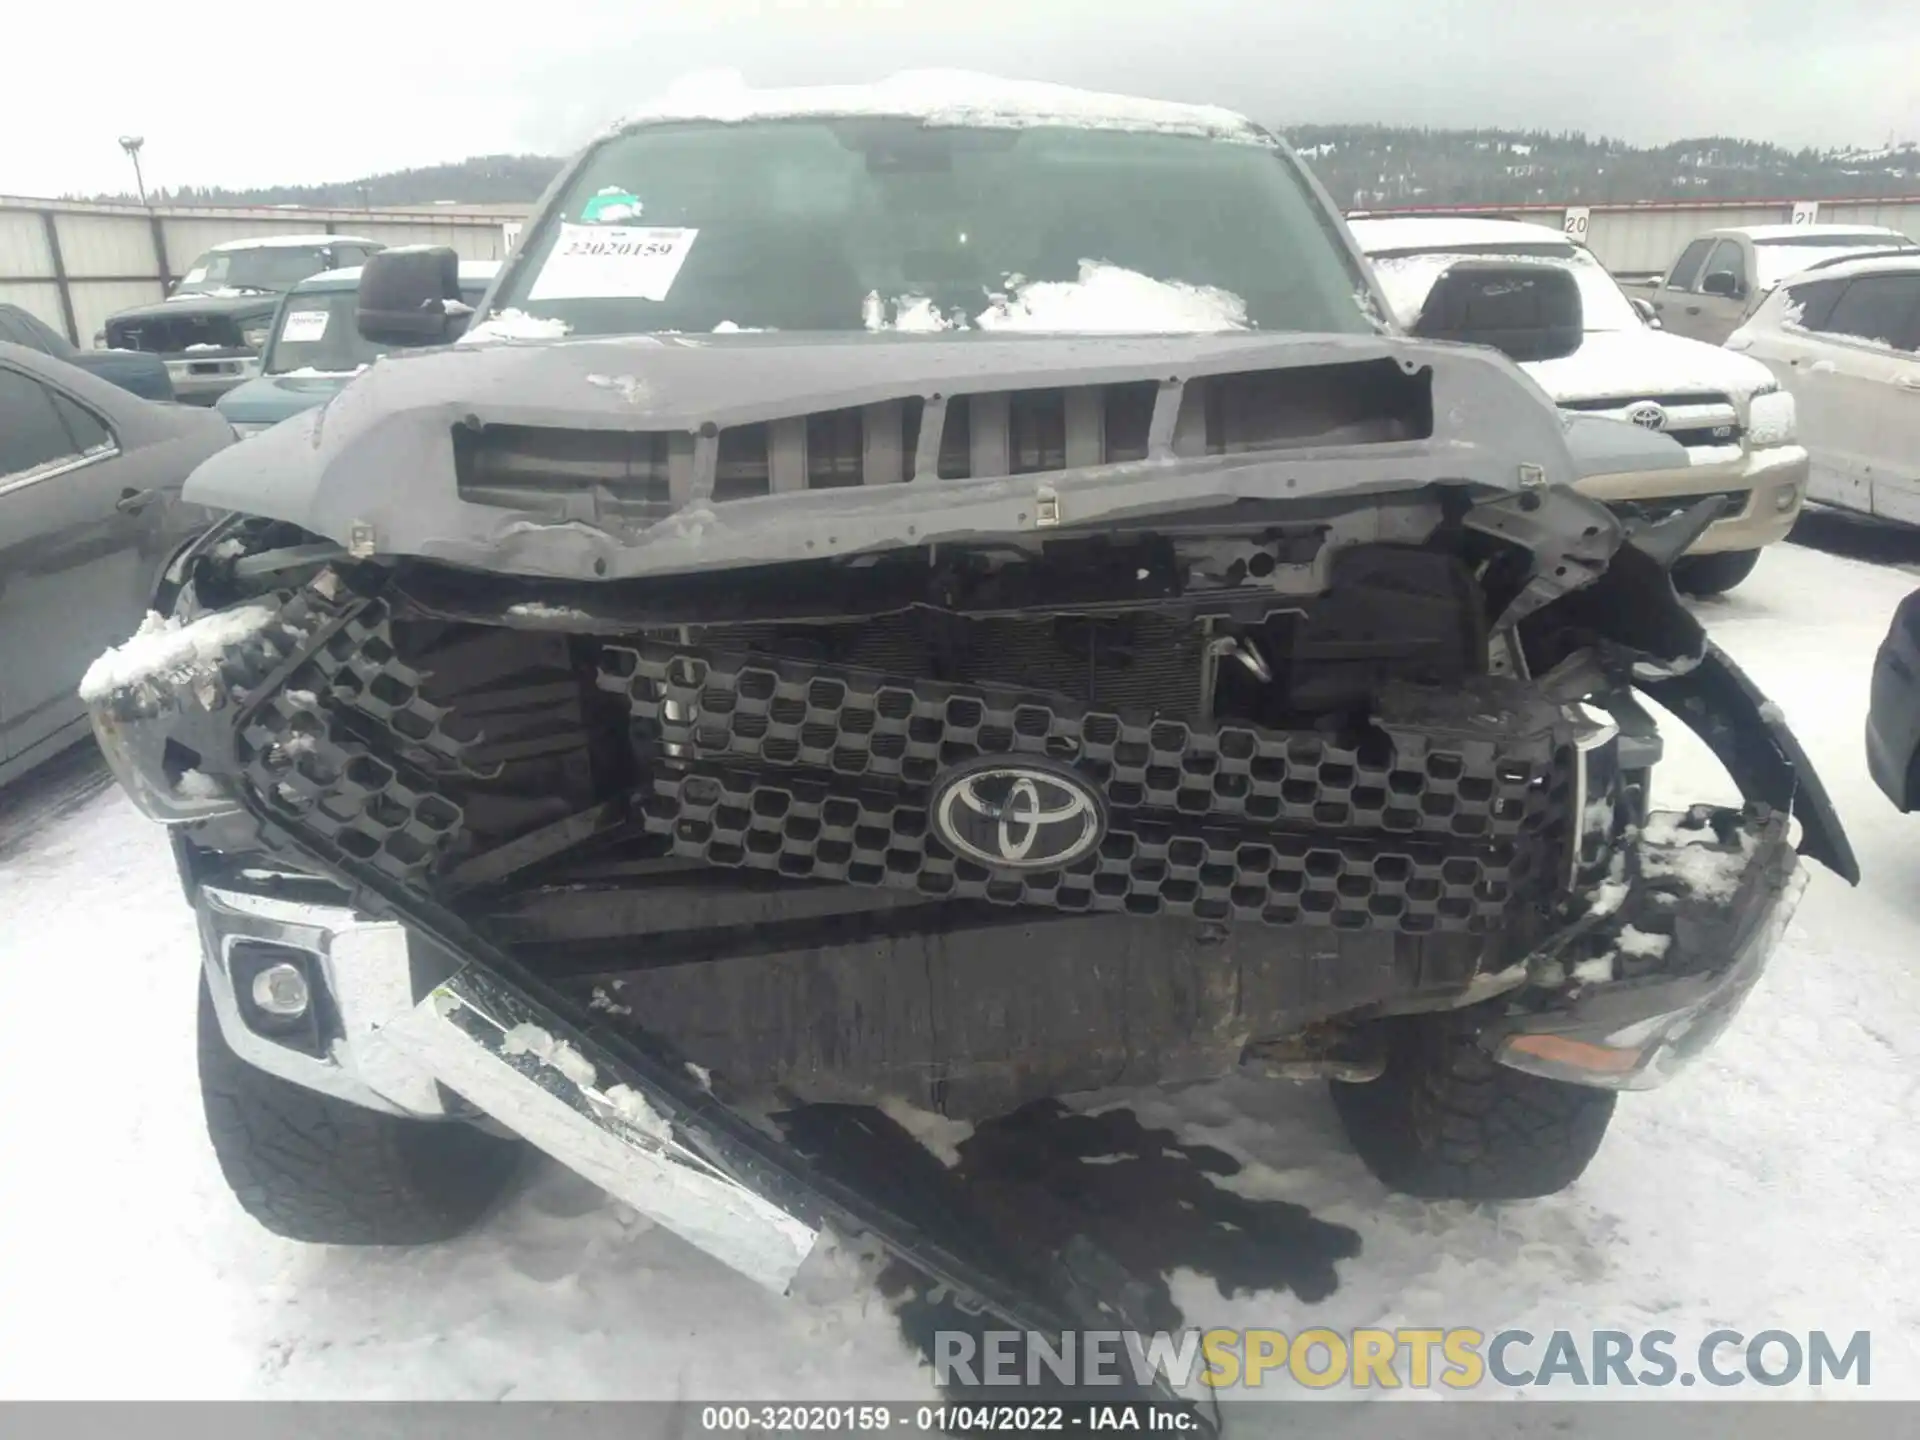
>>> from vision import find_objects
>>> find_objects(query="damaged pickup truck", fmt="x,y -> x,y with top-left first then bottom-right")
83,75 -> 1855,1340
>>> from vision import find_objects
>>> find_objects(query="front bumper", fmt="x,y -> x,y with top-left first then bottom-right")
193,878 -> 827,1293
163,351 -> 260,404
1490,807 -> 1805,1089
1574,443 -> 1807,555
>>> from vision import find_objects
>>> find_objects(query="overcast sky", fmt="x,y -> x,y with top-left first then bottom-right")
7,0 -> 1917,198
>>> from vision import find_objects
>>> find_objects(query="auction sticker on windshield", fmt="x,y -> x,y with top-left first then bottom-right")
528,224 -> 699,302
281,310 -> 330,343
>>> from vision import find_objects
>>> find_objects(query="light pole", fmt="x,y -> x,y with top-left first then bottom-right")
118,136 -> 148,206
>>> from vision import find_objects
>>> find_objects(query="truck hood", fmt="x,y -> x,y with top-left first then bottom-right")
1525,328 -> 1777,405
107,292 -> 278,325
216,371 -> 354,425
183,330 -> 1687,581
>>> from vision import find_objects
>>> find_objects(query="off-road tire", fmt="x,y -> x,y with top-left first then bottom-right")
1329,1010 -> 1617,1200
196,976 -> 521,1244
1671,548 -> 1761,598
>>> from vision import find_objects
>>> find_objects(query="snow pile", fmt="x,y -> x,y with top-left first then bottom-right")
1617,925 -> 1673,960
975,262 -> 1248,334
603,1084 -> 672,1142
459,309 -> 571,344
173,769 -> 226,801
1636,812 -> 1760,904
502,1023 -> 598,1089
507,601 -> 592,622
77,605 -> 278,704
616,70 -> 1270,147
1745,391 -> 1797,446
878,1098 -> 975,1168
278,364 -> 368,379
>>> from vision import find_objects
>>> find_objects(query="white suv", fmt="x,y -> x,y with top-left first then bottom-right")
1352,217 -> 1809,595
1727,254 -> 1920,527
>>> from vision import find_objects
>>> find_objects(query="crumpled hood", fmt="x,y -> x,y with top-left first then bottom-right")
1525,328 -> 1777,405
183,329 -> 1684,581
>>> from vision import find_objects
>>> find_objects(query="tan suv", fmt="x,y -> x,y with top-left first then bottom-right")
1354,216 -> 1810,594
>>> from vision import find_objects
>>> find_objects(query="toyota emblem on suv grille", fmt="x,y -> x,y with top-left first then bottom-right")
1626,402 -> 1668,431
929,758 -> 1105,870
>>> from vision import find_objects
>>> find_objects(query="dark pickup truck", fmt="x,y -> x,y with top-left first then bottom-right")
96,234 -> 384,405
0,304 -> 172,401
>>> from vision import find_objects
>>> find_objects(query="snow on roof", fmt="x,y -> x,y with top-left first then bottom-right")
208,232 -> 382,251
1770,250 -> 1920,289
611,70 -> 1272,146
298,260 -> 501,289
1724,223 -> 1911,243
1348,216 -> 1576,254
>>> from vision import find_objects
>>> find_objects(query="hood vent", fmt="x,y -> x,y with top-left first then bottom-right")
451,359 -> 1431,524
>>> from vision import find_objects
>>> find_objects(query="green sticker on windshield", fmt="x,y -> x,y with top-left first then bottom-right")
581,187 -> 644,224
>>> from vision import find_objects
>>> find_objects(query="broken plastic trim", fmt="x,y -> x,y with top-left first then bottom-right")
1640,644 -> 1858,885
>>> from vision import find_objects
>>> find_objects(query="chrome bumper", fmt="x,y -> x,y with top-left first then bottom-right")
195,882 -> 822,1292
163,353 -> 259,403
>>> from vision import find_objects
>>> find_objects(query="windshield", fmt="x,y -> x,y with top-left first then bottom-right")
264,284 -> 487,375
1363,241 -> 1642,332
1753,237 -> 1920,289
483,120 -> 1373,337
176,245 -> 332,296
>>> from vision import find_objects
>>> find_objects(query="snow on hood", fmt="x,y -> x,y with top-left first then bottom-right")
974,262 -> 1249,334
1524,329 -> 1776,405
460,308 -> 573,344
614,70 -> 1271,146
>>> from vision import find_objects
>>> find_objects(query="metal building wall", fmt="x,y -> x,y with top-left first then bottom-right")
0,196 -> 529,345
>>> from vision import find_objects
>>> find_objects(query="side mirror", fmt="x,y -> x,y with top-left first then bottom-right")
1701,270 -> 1740,299
1409,261 -> 1583,363
1630,295 -> 1662,328
358,246 -> 463,347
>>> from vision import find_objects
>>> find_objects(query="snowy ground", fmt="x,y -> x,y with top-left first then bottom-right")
1,516 -> 1917,1406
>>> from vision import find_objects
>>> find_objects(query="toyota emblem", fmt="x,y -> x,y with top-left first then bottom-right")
1626,402 -> 1668,431
928,758 -> 1105,871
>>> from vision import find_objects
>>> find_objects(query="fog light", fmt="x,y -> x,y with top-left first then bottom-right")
1775,485 -> 1801,513
251,962 -> 311,1018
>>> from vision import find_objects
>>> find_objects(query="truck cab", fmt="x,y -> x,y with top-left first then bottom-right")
1641,224 -> 1916,345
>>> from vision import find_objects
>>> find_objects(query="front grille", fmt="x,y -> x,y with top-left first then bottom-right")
642,762 -> 1549,933
1558,392 -> 1744,460
105,312 -> 242,354
452,358 -> 1433,523
598,642 -> 1576,934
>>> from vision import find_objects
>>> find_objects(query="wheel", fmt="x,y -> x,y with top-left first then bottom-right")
1671,548 -> 1761,597
196,976 -> 521,1244
1329,1010 -> 1617,1200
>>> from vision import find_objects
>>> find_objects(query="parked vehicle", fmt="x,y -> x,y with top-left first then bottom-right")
1868,586 -> 1920,809
1624,224 -> 1916,346
0,343 -> 230,786
0,303 -> 174,402
80,78 -> 1852,1344
1727,253 -> 1920,526
96,235 -> 385,406
1352,216 -> 1808,595
217,262 -> 501,436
